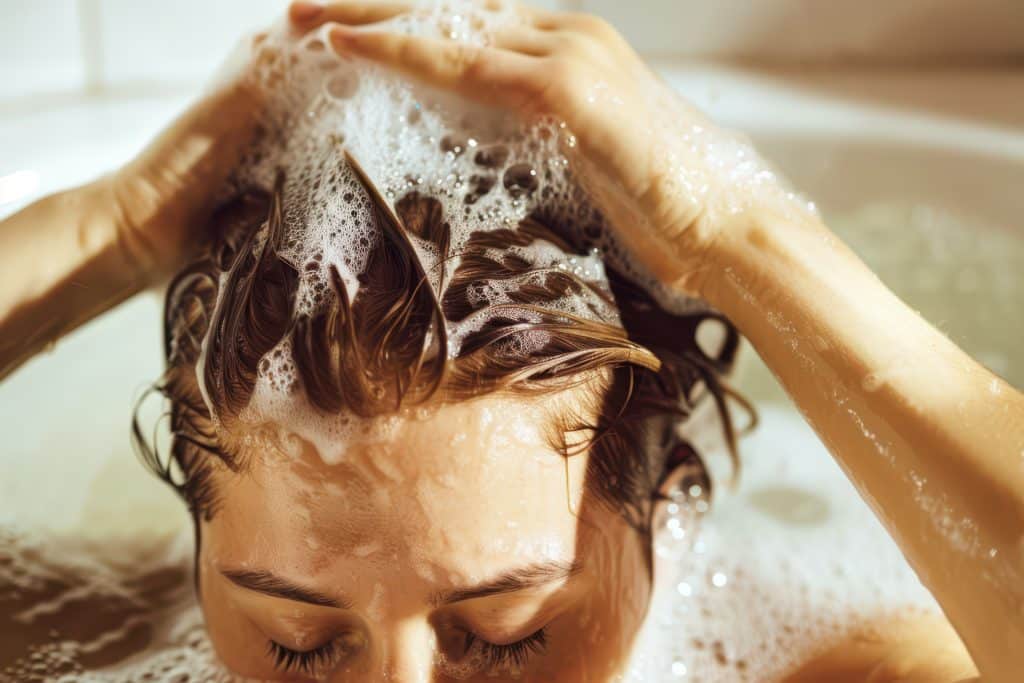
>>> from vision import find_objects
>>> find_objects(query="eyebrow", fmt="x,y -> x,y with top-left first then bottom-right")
221,569 -> 353,609
221,560 -> 583,611
432,560 -> 584,607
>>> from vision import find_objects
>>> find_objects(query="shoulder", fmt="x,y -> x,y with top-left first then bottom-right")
783,612 -> 979,683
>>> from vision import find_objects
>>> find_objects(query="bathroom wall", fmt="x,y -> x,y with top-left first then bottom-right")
582,0 -> 1024,62
1,0 -> 1022,103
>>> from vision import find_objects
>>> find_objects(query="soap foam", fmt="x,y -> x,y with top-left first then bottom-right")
624,406 -> 939,682
197,0 -> 812,458
228,7 -> 623,453
0,527 -> 234,683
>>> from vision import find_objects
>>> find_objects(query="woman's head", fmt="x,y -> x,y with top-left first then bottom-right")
137,162 -> 742,680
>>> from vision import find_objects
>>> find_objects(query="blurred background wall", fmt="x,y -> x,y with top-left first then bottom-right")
1,0 -> 1023,103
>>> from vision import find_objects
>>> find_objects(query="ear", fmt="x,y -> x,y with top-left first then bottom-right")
651,442 -> 712,533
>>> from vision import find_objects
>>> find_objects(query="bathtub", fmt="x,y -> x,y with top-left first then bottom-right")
1,64 -> 1021,679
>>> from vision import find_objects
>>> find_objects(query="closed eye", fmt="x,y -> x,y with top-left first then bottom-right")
464,627 -> 549,670
267,639 -> 342,676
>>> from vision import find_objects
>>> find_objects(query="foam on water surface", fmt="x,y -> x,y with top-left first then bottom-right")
625,406 -> 938,682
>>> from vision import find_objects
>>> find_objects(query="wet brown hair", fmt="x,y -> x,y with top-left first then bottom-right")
134,169 -> 750,539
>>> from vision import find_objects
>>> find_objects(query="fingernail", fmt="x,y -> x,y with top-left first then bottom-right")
290,1 -> 325,23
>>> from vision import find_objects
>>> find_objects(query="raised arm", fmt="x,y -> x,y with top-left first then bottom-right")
0,179 -> 138,380
0,61 -> 263,380
301,1 -> 1024,678
705,207 -> 1024,682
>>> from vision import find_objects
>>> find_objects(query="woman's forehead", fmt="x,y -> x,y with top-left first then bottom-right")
209,394 -> 592,580
266,394 -> 568,485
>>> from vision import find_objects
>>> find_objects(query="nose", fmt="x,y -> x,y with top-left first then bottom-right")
375,618 -> 436,683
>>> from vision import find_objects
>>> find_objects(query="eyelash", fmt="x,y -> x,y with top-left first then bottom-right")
267,628 -> 549,675
464,628 -> 549,669
267,639 -> 341,676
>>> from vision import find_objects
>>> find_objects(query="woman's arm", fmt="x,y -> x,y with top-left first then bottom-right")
705,207 -> 1024,680
0,7 -> 387,380
0,72 -> 262,380
0,179 -> 140,380
304,2 -> 1024,678
0,56 -> 265,380
785,613 -> 978,682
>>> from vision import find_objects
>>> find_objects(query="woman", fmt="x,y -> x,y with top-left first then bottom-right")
1,2 -> 1021,680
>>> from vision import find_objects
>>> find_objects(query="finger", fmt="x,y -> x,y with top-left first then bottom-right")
530,9 -> 617,40
492,26 -> 559,57
290,1 -> 410,28
329,28 -> 539,106
515,4 -> 561,30
530,9 -> 570,31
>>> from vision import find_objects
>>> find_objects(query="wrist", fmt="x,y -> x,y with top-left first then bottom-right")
693,206 -> 830,315
87,175 -> 156,290
103,168 -> 173,287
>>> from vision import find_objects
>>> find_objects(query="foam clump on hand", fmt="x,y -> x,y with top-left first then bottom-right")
235,0 -> 606,311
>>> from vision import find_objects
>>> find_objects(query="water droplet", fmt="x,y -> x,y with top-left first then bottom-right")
862,373 -> 883,392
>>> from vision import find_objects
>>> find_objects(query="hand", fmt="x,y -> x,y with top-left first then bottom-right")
293,0 -> 790,296
107,5 -> 404,283
107,69 -> 261,281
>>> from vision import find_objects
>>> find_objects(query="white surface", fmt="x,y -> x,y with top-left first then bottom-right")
95,0 -> 285,86
0,0 -> 85,99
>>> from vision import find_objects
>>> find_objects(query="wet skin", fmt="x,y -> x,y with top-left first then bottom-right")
198,393 -> 653,682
